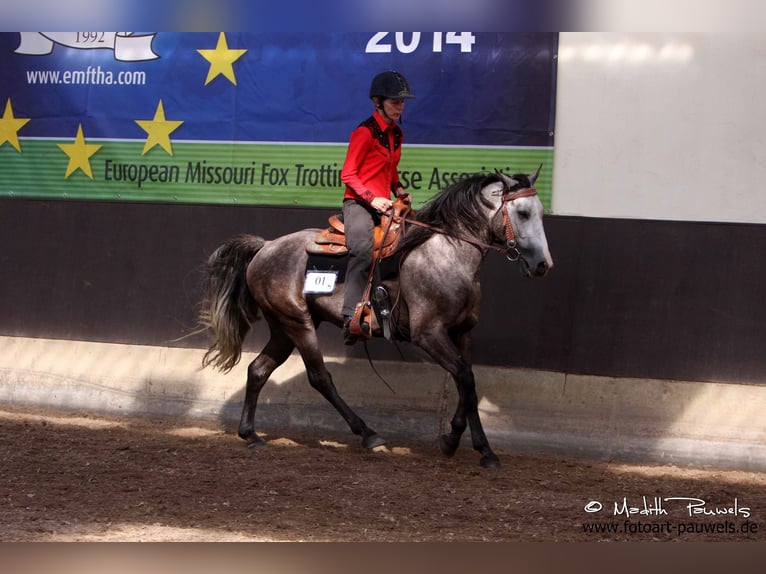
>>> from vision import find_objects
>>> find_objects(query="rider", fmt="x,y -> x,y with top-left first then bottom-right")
340,70 -> 414,345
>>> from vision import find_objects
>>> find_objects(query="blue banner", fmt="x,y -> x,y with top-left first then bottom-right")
0,32 -> 557,207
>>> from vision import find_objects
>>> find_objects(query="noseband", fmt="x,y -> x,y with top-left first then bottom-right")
500,187 -> 538,261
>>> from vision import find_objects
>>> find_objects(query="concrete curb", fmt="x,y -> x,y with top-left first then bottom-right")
2,336 -> 766,471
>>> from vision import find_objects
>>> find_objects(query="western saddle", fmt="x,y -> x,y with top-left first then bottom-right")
306,198 -> 411,260
305,198 -> 412,341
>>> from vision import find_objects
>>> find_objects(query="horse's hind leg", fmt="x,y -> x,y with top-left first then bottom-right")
306,365 -> 386,449
291,327 -> 385,449
238,333 -> 295,449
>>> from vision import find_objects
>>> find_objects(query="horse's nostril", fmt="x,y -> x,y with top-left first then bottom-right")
537,261 -> 548,275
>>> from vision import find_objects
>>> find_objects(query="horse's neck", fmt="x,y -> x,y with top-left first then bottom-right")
426,233 -> 486,273
452,197 -> 503,247
444,205 -> 500,257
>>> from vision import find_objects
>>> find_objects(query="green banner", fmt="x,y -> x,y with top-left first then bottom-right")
1,140 -> 553,209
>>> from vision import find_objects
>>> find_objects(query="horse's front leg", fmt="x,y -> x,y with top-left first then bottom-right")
238,334 -> 294,449
441,361 -> 500,469
415,328 -> 500,468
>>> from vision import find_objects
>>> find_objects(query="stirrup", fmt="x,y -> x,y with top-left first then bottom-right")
349,302 -> 372,340
372,285 -> 393,340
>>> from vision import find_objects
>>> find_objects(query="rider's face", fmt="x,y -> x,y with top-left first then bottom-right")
380,98 -> 405,123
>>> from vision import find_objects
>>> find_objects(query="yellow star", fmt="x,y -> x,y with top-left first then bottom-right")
0,98 -> 31,152
197,32 -> 247,86
57,124 -> 102,179
135,100 -> 184,156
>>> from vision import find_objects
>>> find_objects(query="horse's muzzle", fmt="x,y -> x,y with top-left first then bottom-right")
519,257 -> 551,278
535,259 -> 551,277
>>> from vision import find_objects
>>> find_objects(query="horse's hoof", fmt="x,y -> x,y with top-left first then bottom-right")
363,433 -> 386,449
438,434 -> 458,458
245,437 -> 268,451
480,454 -> 501,469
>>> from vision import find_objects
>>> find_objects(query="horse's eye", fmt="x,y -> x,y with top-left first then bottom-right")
517,210 -> 530,220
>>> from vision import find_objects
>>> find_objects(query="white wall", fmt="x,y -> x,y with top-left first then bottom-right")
552,32 -> 766,224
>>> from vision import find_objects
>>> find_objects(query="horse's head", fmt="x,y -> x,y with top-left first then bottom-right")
495,166 -> 553,277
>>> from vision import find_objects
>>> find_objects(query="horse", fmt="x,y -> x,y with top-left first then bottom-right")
198,168 -> 553,468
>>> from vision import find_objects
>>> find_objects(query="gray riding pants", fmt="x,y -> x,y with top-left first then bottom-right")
341,199 -> 379,317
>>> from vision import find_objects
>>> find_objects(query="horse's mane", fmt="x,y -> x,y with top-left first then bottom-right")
398,171 -> 519,255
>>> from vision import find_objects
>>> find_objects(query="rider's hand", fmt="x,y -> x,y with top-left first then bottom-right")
370,197 -> 393,212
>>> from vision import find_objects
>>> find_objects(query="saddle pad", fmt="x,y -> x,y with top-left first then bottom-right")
304,251 -> 403,289
306,253 -> 348,284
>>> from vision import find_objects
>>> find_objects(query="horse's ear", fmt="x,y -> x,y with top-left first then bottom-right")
528,164 -> 543,186
494,169 -> 518,190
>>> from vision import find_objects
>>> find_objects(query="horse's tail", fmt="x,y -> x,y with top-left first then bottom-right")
199,234 -> 266,373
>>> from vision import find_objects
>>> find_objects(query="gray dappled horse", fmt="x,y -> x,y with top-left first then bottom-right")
199,169 -> 553,468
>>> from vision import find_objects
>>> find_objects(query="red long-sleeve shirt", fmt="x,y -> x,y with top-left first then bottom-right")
341,110 -> 403,204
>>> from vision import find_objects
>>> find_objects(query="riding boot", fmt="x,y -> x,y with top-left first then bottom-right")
342,315 -> 358,345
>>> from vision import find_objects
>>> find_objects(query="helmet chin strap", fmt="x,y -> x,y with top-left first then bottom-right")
377,102 -> 391,123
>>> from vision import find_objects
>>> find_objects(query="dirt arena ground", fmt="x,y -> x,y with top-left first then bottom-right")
1,404 -> 764,542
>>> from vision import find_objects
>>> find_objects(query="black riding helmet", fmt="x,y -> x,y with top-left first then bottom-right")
369,70 -> 415,100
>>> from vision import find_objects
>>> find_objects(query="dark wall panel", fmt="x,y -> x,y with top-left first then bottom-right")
479,216 -> 766,384
1,198 -> 764,384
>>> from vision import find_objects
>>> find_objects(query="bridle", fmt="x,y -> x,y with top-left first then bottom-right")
499,186 -> 538,261
402,185 -> 539,262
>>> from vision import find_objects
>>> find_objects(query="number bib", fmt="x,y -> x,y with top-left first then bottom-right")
303,271 -> 338,294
